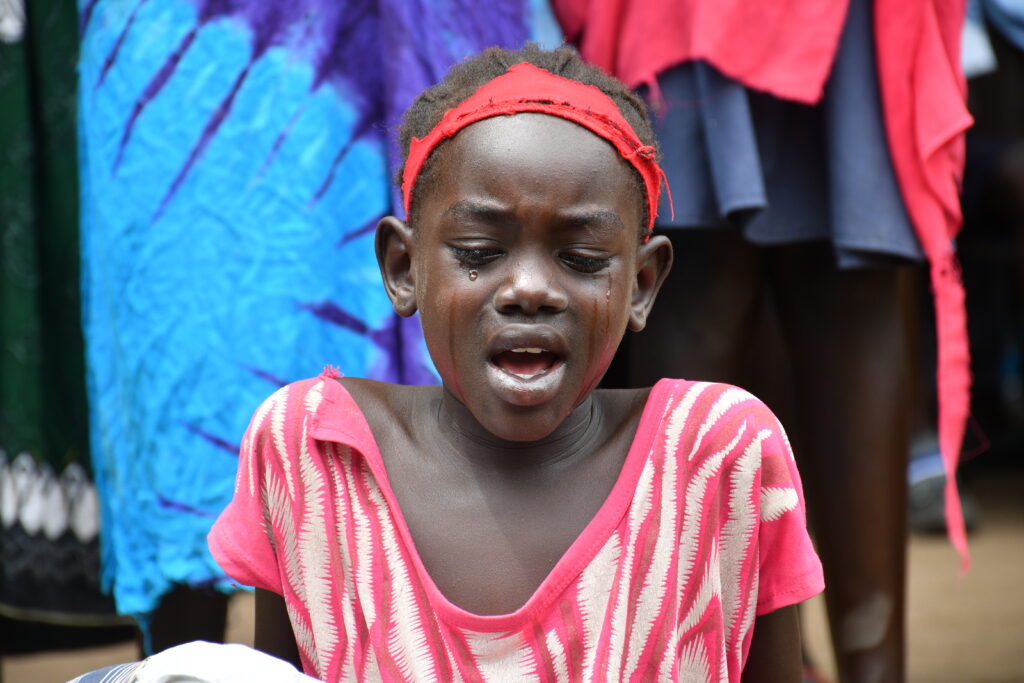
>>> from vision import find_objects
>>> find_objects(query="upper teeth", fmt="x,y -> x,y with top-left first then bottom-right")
511,347 -> 544,354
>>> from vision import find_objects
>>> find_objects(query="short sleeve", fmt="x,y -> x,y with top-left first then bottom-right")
207,388 -> 288,594
753,406 -> 825,615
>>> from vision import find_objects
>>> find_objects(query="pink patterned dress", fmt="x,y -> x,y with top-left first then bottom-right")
209,372 -> 823,681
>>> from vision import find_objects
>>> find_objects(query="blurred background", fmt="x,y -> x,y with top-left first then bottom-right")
1,0 -> 1022,681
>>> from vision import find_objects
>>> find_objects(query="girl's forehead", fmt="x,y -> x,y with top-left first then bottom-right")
453,112 -> 608,148
417,115 -> 646,232
442,115 -> 633,183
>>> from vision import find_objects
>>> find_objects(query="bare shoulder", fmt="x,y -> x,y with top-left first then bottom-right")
336,376 -> 439,437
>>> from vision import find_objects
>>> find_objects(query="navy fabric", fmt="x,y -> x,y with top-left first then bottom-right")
650,0 -> 922,269
983,0 -> 1024,52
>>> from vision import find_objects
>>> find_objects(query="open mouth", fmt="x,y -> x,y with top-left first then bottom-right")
490,347 -> 562,380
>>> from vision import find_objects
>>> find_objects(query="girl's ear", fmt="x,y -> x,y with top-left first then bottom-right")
376,216 -> 418,317
629,234 -> 673,332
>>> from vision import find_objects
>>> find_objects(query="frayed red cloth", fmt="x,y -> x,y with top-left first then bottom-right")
553,0 -> 848,104
402,62 -> 671,231
553,0 -> 972,569
876,0 -> 972,571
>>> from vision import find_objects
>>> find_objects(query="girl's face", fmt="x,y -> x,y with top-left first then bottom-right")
383,113 -> 670,442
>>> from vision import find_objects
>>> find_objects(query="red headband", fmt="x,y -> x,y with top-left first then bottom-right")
401,62 -> 671,231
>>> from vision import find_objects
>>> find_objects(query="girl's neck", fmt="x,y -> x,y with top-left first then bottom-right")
434,389 -> 604,474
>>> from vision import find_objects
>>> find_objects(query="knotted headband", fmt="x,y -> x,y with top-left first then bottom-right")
401,62 -> 671,231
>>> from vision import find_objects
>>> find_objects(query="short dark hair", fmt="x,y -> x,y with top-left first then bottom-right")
396,44 -> 658,228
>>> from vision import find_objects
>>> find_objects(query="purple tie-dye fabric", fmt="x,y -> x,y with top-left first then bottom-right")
79,0 -> 559,619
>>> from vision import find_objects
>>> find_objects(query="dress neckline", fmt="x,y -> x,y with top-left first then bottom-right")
311,377 -> 675,632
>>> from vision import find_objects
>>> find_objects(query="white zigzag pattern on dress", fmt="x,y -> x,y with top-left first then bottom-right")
265,466 -> 319,669
719,639 -> 731,683
252,385 -> 284,427
577,534 -> 621,678
678,637 -> 712,683
321,443 -> 362,676
246,386 -> 284,497
286,598 -> 320,677
263,465 -> 304,605
607,455 -> 656,677
297,413 -> 339,672
367,482 -> 435,681
664,543 -> 723,680
270,387 -> 295,501
676,542 -> 723,642
361,647 -> 382,683
674,422 -> 745,681
677,422 -> 743,602
544,625 -> 570,683
465,631 -> 537,682
514,635 -> 541,683
719,427 -> 763,646
340,448 -> 377,631
240,429 -> 253,496
687,387 -> 753,463
304,379 -> 325,414
663,382 -> 710,467
438,635 -> 465,683
760,487 -> 799,521
625,395 -> 682,677
319,445 -> 353,616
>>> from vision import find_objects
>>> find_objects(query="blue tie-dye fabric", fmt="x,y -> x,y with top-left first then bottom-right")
78,0 -> 560,617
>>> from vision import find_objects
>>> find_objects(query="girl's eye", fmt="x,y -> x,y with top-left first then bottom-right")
561,252 -> 612,273
449,246 -> 502,267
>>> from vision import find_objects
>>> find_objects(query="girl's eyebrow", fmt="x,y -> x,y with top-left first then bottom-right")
558,210 -> 624,232
444,200 -> 519,227
443,201 -> 624,233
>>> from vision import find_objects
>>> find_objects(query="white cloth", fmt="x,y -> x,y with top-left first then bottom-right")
67,641 -> 319,683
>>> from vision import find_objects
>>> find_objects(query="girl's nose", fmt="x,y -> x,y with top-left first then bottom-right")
493,256 -> 569,315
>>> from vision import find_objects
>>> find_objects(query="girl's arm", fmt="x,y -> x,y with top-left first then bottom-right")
255,588 -> 302,670
741,604 -> 803,682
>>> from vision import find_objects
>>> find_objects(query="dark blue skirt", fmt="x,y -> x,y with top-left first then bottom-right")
649,0 -> 921,269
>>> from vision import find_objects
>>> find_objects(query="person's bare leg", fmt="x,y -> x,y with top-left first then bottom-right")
145,583 -> 228,655
773,243 -> 913,683
626,228 -> 766,385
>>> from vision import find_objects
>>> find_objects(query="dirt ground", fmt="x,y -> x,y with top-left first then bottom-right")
4,470 -> 1023,683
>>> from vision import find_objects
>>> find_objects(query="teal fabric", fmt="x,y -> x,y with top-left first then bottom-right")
78,0 -> 560,618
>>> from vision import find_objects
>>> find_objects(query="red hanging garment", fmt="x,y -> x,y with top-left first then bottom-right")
554,0 -> 972,568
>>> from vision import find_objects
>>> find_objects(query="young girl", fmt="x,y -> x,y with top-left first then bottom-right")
208,45 -> 824,682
